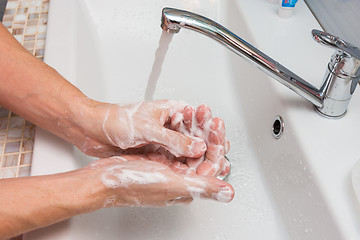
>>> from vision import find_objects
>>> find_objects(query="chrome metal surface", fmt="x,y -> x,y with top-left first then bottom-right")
272,116 -> 284,139
161,8 -> 360,118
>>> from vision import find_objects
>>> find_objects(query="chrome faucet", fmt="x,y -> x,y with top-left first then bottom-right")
161,7 -> 360,119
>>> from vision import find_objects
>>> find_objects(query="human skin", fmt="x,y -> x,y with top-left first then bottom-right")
0,23 -> 229,174
0,155 -> 234,239
0,22 -> 234,238
0,22 -> 230,175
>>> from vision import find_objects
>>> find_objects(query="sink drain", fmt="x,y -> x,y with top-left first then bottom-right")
272,116 -> 284,139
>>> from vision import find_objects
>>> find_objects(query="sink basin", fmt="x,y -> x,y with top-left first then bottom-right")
26,0 -> 360,239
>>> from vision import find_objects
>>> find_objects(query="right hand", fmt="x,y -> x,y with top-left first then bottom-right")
168,105 -> 231,177
86,155 -> 235,208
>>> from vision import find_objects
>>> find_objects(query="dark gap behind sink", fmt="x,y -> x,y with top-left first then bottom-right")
0,0 -> 7,22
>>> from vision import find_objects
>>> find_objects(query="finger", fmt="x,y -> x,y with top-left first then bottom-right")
219,158 -> 231,176
150,127 -> 207,158
170,112 -> 183,130
183,105 -> 196,132
225,138 -> 230,154
195,104 -> 212,130
183,175 -> 235,202
208,118 -> 226,146
152,100 -> 187,123
196,155 -> 226,177
196,118 -> 226,176
186,157 -> 204,170
171,161 -> 191,174
144,152 -> 173,167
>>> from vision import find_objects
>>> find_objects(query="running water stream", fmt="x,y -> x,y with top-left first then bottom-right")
144,31 -> 173,100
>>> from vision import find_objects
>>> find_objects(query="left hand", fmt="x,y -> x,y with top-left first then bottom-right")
77,100 -> 207,159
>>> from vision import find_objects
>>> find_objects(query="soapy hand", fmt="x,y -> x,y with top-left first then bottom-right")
88,156 -> 235,207
168,105 -> 231,177
80,100 -> 230,178
81,100 -> 207,159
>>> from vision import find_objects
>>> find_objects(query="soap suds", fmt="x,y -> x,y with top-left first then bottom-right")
183,176 -> 207,199
101,164 -> 169,189
101,100 -> 191,157
212,186 -> 234,202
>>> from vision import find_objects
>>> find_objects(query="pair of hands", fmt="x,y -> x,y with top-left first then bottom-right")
77,100 -> 234,207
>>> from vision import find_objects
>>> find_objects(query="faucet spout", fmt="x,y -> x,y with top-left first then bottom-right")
161,7 -> 324,108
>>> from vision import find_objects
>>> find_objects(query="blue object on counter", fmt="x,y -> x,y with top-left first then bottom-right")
279,0 -> 298,18
281,0 -> 298,7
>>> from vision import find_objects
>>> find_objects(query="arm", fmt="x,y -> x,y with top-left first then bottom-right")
0,156 -> 234,239
0,168 -> 101,239
0,24 -> 96,148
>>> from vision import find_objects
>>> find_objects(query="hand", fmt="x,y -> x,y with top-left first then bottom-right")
86,155 -> 235,207
79,100 -> 207,158
168,105 -> 231,177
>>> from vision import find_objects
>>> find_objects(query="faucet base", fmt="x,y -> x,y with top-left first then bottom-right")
314,106 -> 347,119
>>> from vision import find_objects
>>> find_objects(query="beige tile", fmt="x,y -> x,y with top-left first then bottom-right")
20,152 -> 32,165
5,141 -> 21,153
0,107 -> 10,118
8,117 -> 25,128
18,165 -> 31,177
24,34 -> 36,41
23,126 -> 35,138
1,168 -> 17,178
5,1 -> 18,9
7,128 -> 23,141
1,0 -> 49,181
24,26 -> 37,35
0,119 -> 8,129
22,139 -> 34,151
0,130 -> 6,143
2,154 -> 19,167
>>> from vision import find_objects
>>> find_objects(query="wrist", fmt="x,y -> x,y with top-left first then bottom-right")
58,96 -> 106,148
0,168 -> 106,237
55,167 -> 106,214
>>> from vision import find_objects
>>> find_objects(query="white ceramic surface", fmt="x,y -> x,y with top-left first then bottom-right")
26,0 -> 360,239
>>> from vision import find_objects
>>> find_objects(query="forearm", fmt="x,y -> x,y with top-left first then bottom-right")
0,169 -> 103,239
0,24 -> 101,145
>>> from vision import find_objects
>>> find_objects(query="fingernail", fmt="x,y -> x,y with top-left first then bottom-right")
190,138 -> 207,157
213,186 -> 234,203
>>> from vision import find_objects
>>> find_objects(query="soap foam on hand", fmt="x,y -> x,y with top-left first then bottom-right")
100,100 -> 206,159
169,105 -> 230,177
93,156 -> 234,208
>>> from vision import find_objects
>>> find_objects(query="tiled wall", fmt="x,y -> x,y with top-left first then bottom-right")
0,110 -> 35,178
0,2 -> 49,239
0,1 -> 49,180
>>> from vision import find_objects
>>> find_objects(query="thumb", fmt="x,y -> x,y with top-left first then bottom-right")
151,127 -> 207,158
183,175 -> 235,203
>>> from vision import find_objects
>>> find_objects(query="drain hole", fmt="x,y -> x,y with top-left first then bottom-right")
272,116 -> 284,139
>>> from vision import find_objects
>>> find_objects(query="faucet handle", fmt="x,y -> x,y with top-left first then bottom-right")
312,29 -> 360,94
312,29 -> 360,61
313,29 -> 360,96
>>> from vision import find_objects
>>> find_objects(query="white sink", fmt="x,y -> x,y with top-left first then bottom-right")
26,0 -> 360,239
